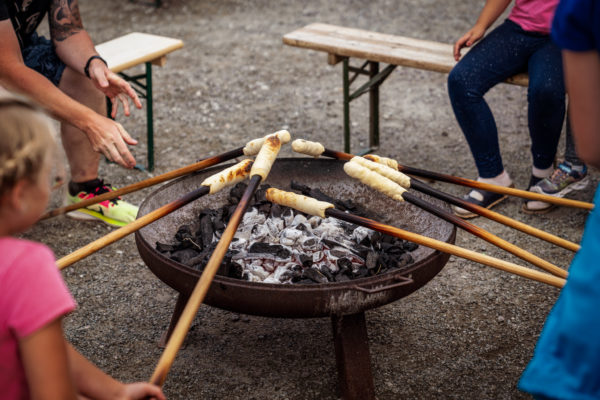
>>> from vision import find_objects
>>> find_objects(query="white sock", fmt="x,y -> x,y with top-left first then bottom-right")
477,170 -> 512,187
532,165 -> 553,179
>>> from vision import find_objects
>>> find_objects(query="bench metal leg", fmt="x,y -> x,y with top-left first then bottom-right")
113,63 -> 155,171
341,60 -> 396,155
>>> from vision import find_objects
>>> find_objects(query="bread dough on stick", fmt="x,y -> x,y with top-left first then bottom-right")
266,188 -> 334,218
291,139 -> 325,157
350,156 -> 411,188
343,161 -> 406,202
243,130 -> 291,156
363,154 -> 399,170
201,159 -> 253,194
251,135 -> 282,181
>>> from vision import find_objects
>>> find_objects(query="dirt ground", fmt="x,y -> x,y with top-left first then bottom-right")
21,1 -> 597,399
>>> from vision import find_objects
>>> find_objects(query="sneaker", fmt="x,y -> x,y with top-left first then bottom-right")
66,179 -> 138,227
452,187 -> 510,219
523,162 -> 589,214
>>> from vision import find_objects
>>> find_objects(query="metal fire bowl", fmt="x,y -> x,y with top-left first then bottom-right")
135,158 -> 456,318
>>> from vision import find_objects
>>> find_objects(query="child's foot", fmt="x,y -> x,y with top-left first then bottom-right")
523,162 -> 589,214
66,178 -> 138,227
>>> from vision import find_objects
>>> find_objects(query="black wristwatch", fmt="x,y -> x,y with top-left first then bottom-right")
84,55 -> 107,78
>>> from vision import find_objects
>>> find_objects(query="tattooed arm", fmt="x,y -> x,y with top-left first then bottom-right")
49,0 -> 141,118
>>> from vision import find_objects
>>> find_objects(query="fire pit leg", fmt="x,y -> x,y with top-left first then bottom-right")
331,312 -> 376,400
159,293 -> 190,348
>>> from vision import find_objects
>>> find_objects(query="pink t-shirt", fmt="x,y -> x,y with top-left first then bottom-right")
0,238 -> 76,400
508,0 -> 560,34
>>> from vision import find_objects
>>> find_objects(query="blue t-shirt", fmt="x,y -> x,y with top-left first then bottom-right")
551,0 -> 600,52
519,186 -> 600,399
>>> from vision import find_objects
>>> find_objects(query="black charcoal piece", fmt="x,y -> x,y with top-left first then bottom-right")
175,225 -> 193,244
156,242 -> 177,253
228,182 -> 247,204
269,203 -> 283,219
226,262 -> 244,280
253,184 -> 271,203
337,257 -> 353,271
319,265 -> 334,282
199,214 -> 213,248
396,253 -> 414,268
299,254 -> 313,268
403,241 -> 419,252
247,242 -> 291,259
303,268 -> 328,284
335,274 -> 351,282
257,202 -> 272,215
381,242 -> 405,255
171,248 -> 200,265
356,266 -> 369,278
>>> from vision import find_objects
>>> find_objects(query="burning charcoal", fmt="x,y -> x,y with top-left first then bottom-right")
351,226 -> 371,245
279,227 -> 303,246
171,248 -> 200,265
291,213 -> 308,227
299,254 -> 313,268
302,267 -> 328,284
155,242 -> 177,253
295,223 -> 310,232
402,241 -> 419,252
281,207 -> 294,227
365,251 -> 379,270
396,253 -> 414,268
312,250 -> 325,264
228,182 -> 247,204
248,242 -> 291,259
300,237 -> 319,251
319,264 -> 335,282
307,216 -> 321,229
250,224 -> 269,241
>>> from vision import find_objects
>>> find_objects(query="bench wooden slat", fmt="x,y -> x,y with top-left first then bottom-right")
283,23 -> 528,87
96,32 -> 184,73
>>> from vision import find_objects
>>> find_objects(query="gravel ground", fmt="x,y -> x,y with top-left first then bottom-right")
21,1 -> 597,399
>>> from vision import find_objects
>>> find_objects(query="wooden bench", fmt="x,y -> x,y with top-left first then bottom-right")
96,32 -> 183,171
283,23 -> 529,154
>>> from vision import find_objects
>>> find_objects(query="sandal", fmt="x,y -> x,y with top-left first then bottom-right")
452,187 -> 510,219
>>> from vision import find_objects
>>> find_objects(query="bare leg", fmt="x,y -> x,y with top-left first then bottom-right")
58,66 -> 103,183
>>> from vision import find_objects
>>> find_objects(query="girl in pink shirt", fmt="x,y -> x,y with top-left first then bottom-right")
0,94 -> 166,400
448,0 -> 589,218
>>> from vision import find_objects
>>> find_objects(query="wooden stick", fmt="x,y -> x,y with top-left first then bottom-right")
395,163 -> 593,210
56,186 -> 210,269
408,179 -> 580,252
56,159 -> 254,269
326,209 -> 565,288
401,191 -> 568,278
265,188 -> 565,288
150,135 -> 283,387
342,160 -> 567,278
317,148 -> 593,210
40,147 -> 244,220
291,141 -> 581,251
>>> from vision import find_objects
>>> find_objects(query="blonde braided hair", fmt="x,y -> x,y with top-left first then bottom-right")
0,94 -> 56,198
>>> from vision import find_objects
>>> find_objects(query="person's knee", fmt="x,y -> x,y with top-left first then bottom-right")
528,80 -> 564,108
59,66 -> 105,113
448,67 -> 481,102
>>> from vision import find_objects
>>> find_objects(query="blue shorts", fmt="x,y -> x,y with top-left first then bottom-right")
22,33 -> 66,87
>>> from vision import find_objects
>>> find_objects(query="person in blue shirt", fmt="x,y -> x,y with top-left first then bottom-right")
519,1 -> 600,399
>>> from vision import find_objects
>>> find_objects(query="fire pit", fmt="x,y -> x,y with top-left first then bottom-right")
135,158 -> 456,399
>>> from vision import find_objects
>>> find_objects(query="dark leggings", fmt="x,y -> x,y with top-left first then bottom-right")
448,19 -> 565,178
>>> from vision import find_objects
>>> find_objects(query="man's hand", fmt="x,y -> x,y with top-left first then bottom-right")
88,58 -> 142,118
453,25 -> 486,61
85,113 -> 138,168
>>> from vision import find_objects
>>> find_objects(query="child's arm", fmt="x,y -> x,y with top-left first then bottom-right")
563,50 -> 600,169
20,319 -> 78,400
454,0 -> 512,60
67,343 -> 166,400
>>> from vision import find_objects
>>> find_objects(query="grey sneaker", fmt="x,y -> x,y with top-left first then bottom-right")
523,162 -> 589,214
